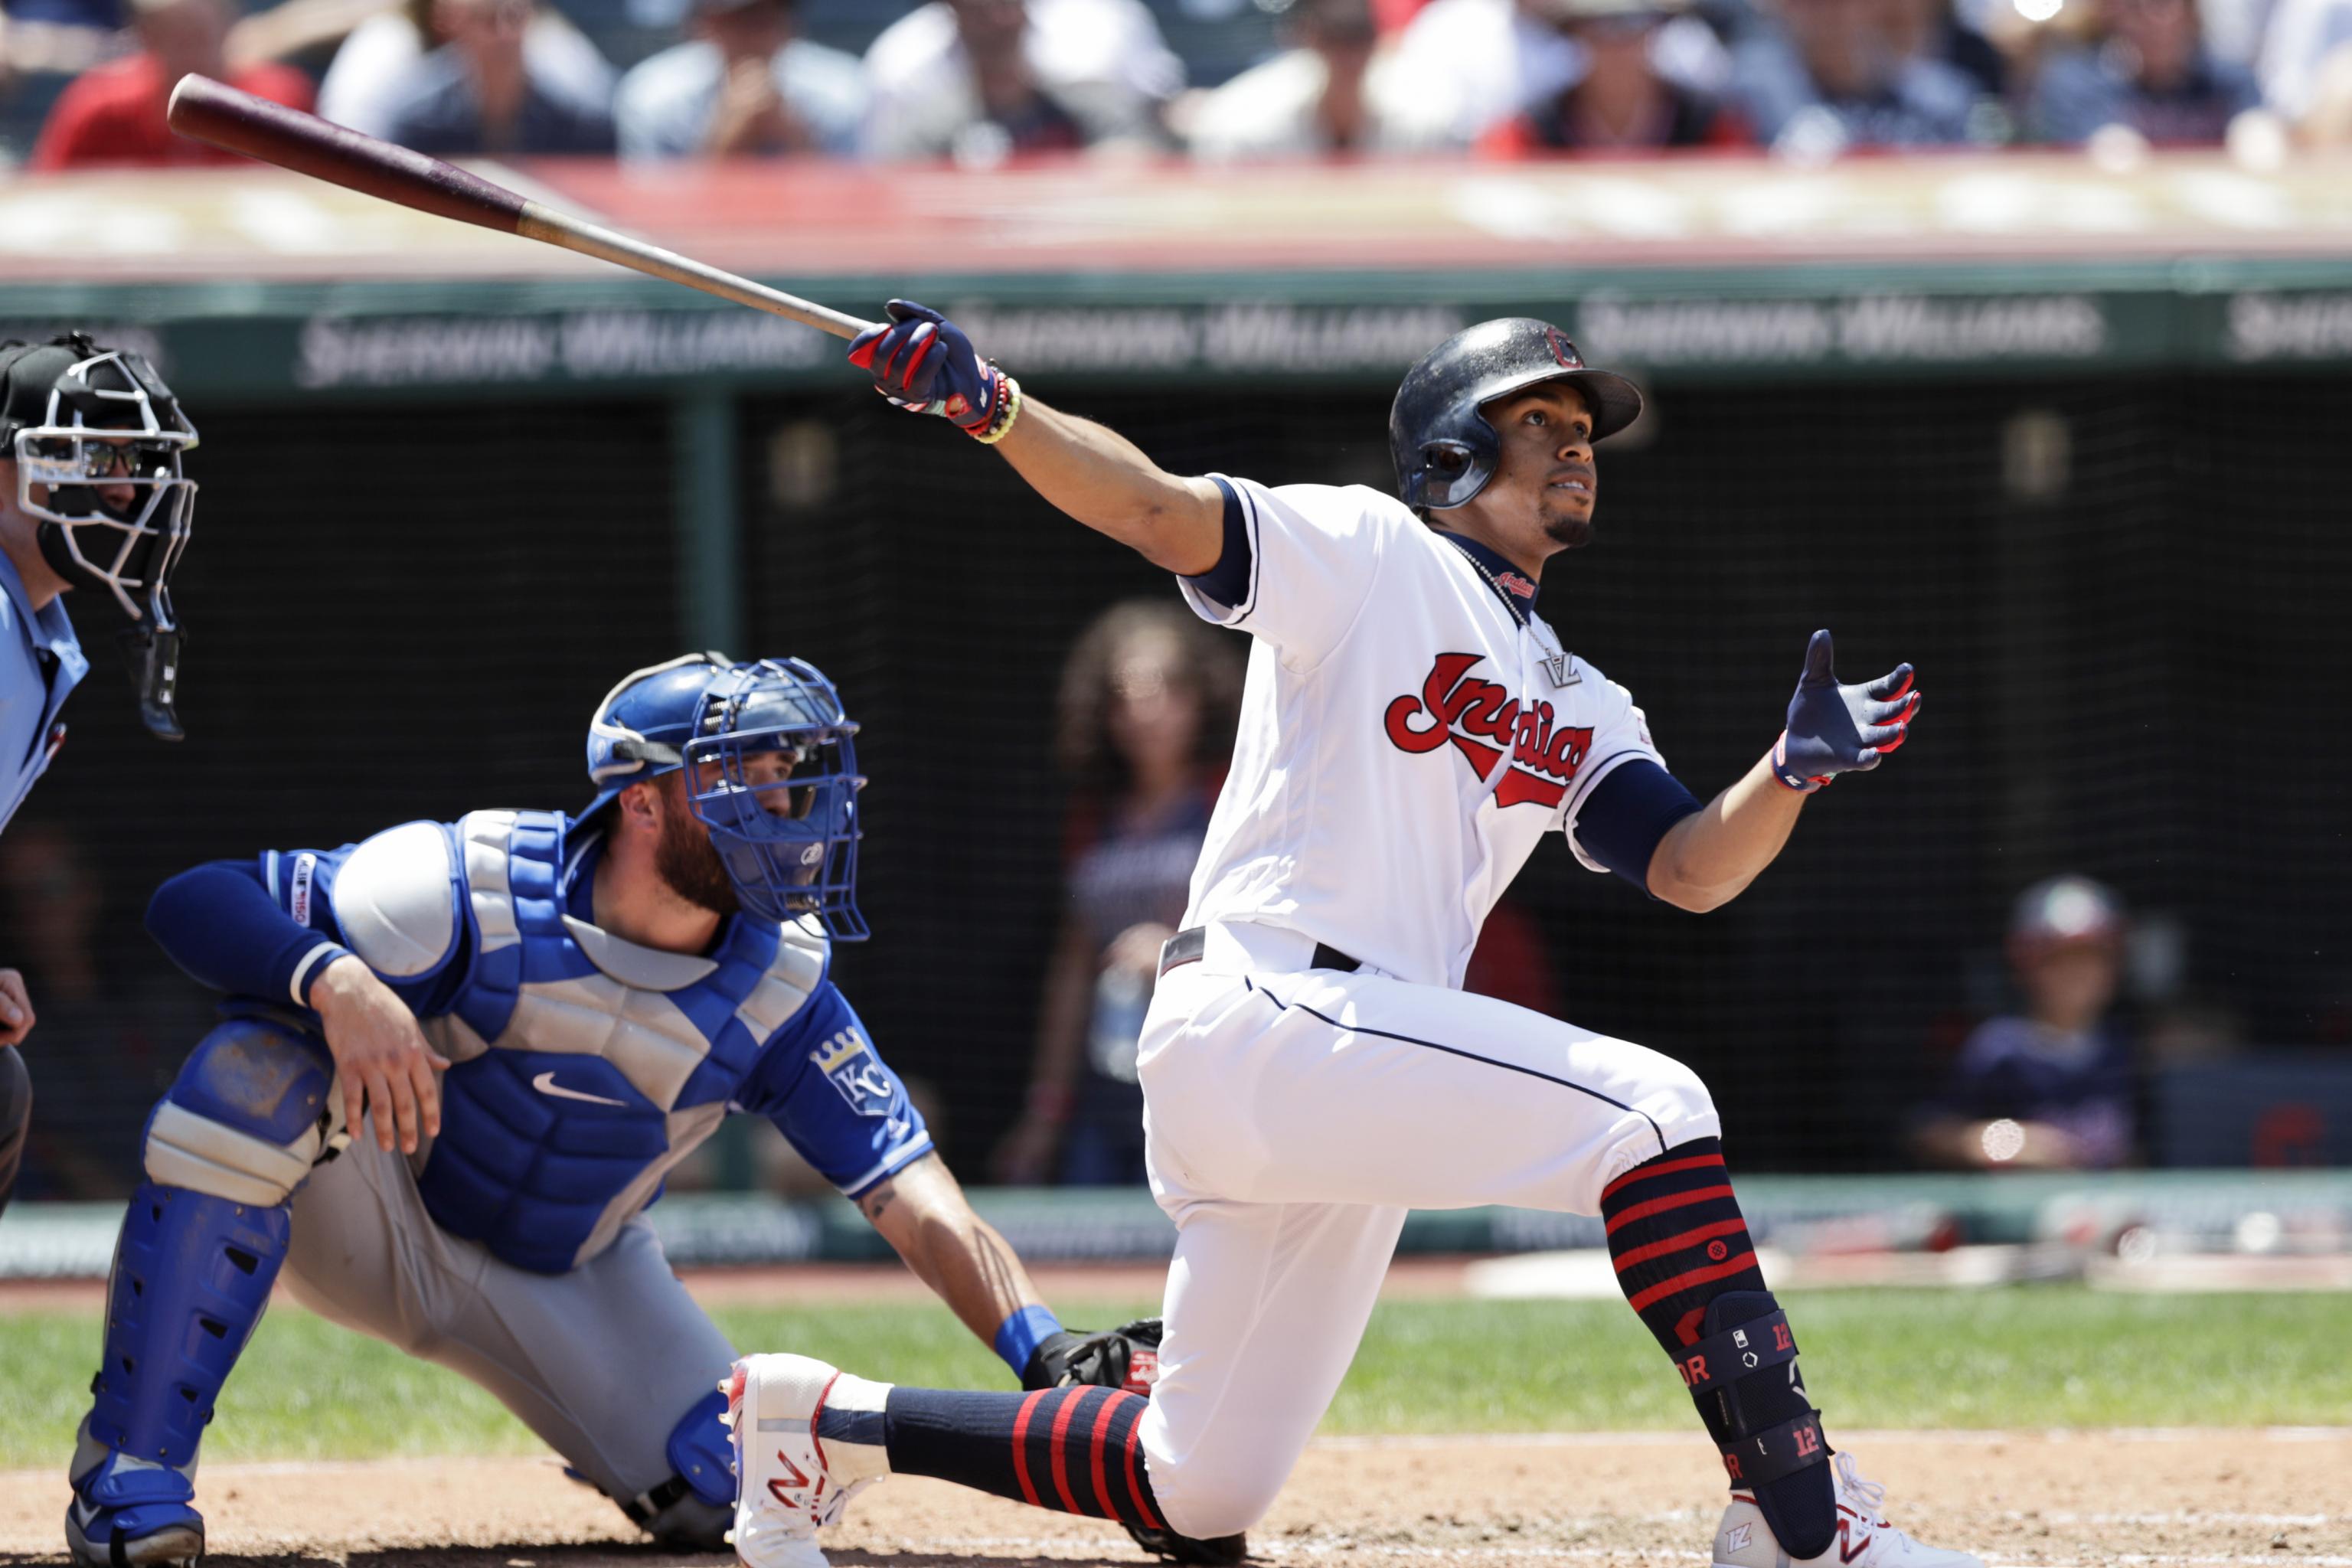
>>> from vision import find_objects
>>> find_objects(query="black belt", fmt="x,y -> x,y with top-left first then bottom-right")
1157,926 -> 1361,978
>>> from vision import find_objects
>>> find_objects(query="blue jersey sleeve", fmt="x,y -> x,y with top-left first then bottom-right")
147,838 -> 473,1015
735,983 -> 933,1198
149,850 -> 360,1008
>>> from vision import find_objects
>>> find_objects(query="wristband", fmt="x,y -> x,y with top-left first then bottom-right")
969,373 -> 1024,446
993,1304 -> 1063,1377
1769,732 -> 1828,794
291,942 -> 353,1007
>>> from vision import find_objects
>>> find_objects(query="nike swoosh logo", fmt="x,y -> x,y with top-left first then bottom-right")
531,1070 -> 629,1107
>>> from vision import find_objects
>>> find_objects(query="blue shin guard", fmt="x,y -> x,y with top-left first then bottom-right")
70,1183 -> 289,1566
72,1014 -> 329,1567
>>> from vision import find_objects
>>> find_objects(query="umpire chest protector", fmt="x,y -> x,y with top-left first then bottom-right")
335,808 -> 828,1272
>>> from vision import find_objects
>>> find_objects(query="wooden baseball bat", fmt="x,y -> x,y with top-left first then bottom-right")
166,74 -> 877,341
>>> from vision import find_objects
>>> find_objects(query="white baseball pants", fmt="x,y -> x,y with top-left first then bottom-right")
1132,931 -> 1720,1538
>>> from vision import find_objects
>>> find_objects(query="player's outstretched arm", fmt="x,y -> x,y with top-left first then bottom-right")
856,1150 -> 1054,1352
848,300 -> 1223,573
1645,629 -> 1919,912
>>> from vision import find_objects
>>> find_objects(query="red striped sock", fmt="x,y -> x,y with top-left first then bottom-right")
1602,1138 -> 1835,1557
884,1385 -> 1163,1529
1599,1136 -> 1766,1350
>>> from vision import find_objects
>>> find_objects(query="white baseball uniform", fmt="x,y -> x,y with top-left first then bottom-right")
1131,475 -> 1721,1538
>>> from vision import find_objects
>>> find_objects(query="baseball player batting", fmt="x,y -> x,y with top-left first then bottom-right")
64,652 -> 1152,1568
727,306 -> 1969,1568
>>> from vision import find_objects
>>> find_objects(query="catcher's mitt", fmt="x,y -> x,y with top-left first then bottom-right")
1022,1319 -> 1247,1566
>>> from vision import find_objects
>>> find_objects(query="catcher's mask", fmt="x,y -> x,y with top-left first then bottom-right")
0,333 -> 196,740
585,652 -> 871,940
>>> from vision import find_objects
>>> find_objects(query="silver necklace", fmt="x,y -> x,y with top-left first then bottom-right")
1445,535 -> 1579,688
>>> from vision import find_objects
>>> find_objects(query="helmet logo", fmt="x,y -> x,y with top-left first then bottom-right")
1544,327 -> 1583,371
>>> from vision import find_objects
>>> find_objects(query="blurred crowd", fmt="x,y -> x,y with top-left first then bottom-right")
10,0 -> 2352,170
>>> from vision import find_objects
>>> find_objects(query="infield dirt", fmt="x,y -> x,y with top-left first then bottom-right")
3,1429 -> 2344,1567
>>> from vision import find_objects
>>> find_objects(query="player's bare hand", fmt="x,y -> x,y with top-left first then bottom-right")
0,968 -> 34,1047
1772,629 -> 1921,792
312,954 -> 449,1154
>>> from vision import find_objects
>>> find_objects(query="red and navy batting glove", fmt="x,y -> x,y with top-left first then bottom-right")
847,299 -> 1008,436
1772,629 -> 1919,792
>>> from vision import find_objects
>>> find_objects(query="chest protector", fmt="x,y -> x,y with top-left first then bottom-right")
340,810 -> 828,1273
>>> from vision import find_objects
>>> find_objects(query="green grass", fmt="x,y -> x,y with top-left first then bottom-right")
5,1288 -> 2347,1470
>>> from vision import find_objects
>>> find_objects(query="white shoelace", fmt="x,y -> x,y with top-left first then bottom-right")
1833,1452 -> 1891,1526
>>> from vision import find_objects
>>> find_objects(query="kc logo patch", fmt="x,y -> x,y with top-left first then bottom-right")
812,1027 -> 897,1115
1383,652 -> 1592,808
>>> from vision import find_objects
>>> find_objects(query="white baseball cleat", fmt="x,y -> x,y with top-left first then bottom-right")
723,1354 -> 891,1568
1713,1451 -> 1984,1568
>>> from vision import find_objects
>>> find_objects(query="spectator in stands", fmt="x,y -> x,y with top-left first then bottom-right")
382,0 -> 614,154
994,599 -> 1242,1188
2301,46 -> 2352,139
1184,0 -> 1432,158
2031,0 -> 2258,143
2,0 -> 122,87
862,0 -> 1181,162
29,0 -> 312,169
1913,875 -> 2139,1171
1385,0 -> 1589,142
616,0 -> 863,158
1478,0 -> 1753,152
1730,0 -> 1986,154
2255,0 -> 2352,135
319,0 -> 609,142
1880,0 -> 2008,103
5,0 -> 119,28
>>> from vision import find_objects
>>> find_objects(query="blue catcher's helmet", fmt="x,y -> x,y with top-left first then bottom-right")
1389,318 -> 1642,514
583,652 -> 869,941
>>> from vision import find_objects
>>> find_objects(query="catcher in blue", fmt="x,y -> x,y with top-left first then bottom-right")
65,652 -> 1150,1568
724,305 -> 1978,1568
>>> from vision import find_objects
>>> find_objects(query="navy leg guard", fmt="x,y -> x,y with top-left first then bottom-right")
1688,1291 -> 1834,1559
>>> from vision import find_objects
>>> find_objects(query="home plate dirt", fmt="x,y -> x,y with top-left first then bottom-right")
2,1430 -> 2345,1566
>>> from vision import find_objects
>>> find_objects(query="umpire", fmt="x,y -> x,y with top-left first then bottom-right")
0,332 -> 198,1217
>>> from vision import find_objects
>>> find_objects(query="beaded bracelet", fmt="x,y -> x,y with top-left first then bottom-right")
970,373 -> 1024,446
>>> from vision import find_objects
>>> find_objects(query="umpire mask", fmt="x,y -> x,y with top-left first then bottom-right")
0,334 -> 198,739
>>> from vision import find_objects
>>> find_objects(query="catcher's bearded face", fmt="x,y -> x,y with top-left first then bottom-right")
1479,382 -> 1599,559
653,774 -> 738,915
652,749 -> 813,916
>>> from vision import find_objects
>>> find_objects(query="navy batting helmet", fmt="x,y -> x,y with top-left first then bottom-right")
1389,318 -> 1642,514
584,652 -> 869,940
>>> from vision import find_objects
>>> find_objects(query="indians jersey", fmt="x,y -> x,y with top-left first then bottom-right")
1177,476 -> 1666,990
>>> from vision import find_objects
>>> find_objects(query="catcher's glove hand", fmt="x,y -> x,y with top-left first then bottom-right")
1021,1317 -> 1162,1396
1023,1319 -> 1248,1566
